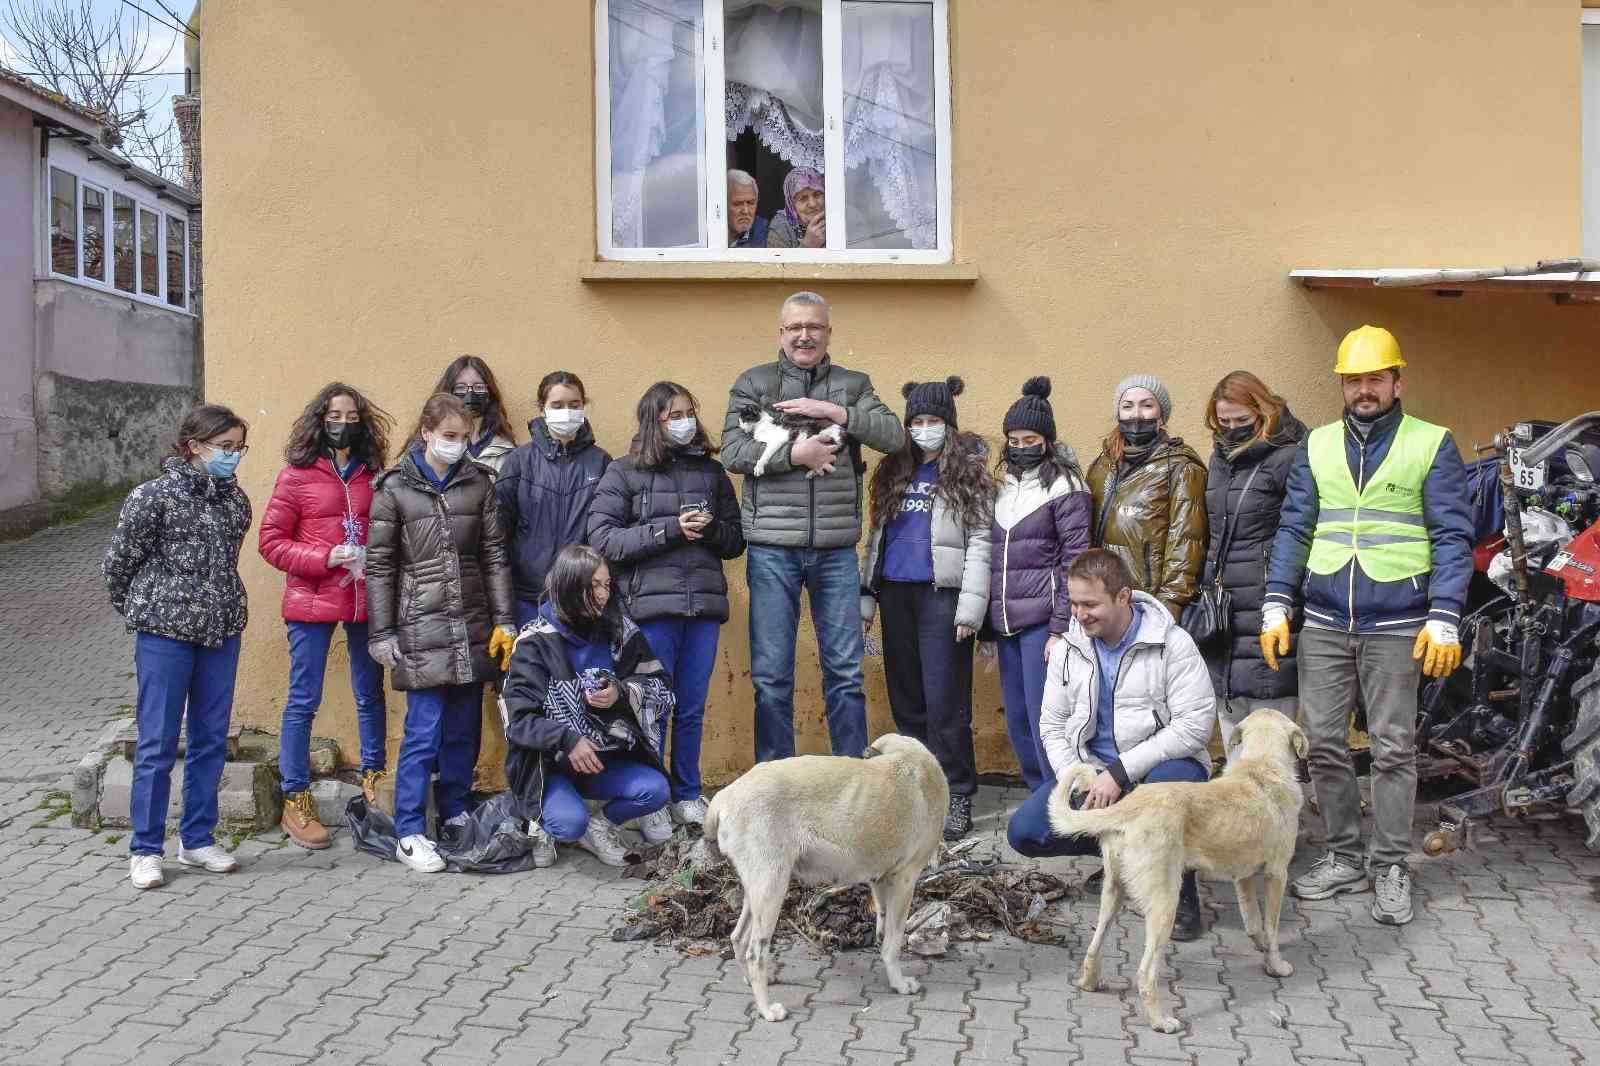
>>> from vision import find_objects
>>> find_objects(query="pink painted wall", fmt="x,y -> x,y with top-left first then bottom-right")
0,98 -> 38,512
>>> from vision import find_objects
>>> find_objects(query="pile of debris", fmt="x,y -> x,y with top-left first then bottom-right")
613,837 -> 1074,957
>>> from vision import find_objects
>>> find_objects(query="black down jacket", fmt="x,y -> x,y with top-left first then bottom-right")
586,446 -> 746,623
103,457 -> 251,648
366,449 -> 515,691
1199,409 -> 1307,700
495,419 -> 612,605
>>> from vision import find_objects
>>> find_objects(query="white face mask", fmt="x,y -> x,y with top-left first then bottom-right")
428,437 -> 467,465
665,416 -> 698,445
546,407 -> 586,437
910,425 -> 947,453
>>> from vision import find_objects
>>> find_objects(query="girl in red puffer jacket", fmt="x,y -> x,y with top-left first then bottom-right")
259,382 -> 394,850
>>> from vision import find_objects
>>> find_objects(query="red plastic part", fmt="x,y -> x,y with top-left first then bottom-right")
1544,520 -> 1600,603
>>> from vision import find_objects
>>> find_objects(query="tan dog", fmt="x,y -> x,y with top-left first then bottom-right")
702,733 -> 948,1021
1046,707 -> 1309,1033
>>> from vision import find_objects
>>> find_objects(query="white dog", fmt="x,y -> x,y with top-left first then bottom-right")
702,733 -> 948,1021
1047,707 -> 1309,1033
737,403 -> 844,478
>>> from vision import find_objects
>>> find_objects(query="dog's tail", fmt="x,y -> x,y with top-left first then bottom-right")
700,794 -> 724,864
1046,764 -> 1143,841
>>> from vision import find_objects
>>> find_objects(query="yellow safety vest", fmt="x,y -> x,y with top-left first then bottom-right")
1305,414 -> 1445,581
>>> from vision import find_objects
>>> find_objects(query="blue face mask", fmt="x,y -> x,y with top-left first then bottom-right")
202,447 -> 243,478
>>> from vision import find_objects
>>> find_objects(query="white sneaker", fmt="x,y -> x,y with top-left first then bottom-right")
637,808 -> 674,845
129,854 -> 164,890
671,797 -> 709,826
578,815 -> 630,867
530,825 -> 557,869
396,834 -> 446,873
178,845 -> 240,873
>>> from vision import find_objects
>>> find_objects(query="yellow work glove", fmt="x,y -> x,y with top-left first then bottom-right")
488,625 -> 517,671
1260,605 -> 1292,671
1412,620 -> 1462,679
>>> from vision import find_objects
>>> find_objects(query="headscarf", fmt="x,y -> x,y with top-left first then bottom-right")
782,166 -> 825,238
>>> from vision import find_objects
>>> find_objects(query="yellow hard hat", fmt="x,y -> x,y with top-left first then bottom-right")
1334,325 -> 1405,375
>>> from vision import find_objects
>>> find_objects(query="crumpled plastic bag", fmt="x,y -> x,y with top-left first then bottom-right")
346,792 -> 539,874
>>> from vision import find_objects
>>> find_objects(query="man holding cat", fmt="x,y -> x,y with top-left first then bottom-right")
721,291 -> 905,762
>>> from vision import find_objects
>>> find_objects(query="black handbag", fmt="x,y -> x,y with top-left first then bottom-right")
1181,464 -> 1260,650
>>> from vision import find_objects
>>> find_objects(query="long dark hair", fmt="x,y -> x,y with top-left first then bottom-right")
630,380 -> 716,471
407,355 -> 515,447
171,403 -> 248,457
871,428 -> 995,531
544,544 -> 624,642
283,382 -> 393,471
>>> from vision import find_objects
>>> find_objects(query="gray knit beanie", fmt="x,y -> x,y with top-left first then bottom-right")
1114,374 -> 1172,422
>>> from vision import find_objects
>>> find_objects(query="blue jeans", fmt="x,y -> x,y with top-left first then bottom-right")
541,751 -> 669,841
997,624 -> 1051,790
1007,756 -> 1210,858
747,545 -> 869,762
278,620 -> 387,795
394,683 -> 482,839
639,617 -> 720,801
130,633 -> 241,855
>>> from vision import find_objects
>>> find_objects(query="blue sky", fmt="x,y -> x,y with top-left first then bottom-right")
0,0 -> 194,120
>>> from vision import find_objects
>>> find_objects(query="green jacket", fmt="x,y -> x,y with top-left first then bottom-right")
721,352 -> 904,548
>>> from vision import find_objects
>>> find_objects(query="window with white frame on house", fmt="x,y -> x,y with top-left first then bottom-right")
596,0 -> 952,262
46,160 -> 190,311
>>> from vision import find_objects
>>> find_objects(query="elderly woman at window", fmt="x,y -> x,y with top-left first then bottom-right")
766,166 -> 826,249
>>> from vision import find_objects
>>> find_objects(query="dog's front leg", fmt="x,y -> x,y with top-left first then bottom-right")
876,866 -> 923,995
1260,871 -> 1294,978
1235,873 -> 1265,949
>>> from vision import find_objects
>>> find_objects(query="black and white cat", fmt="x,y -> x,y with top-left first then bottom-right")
737,403 -> 844,478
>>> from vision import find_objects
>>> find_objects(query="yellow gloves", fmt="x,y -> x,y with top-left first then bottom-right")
1260,605 -> 1292,671
1412,621 -> 1462,679
488,626 -> 517,671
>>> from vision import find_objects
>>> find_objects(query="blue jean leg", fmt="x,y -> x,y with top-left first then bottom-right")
541,751 -> 670,840
130,633 -> 240,855
747,545 -> 804,761
279,621 -> 335,795
1006,756 -> 1210,858
806,547 -> 869,758
997,624 -> 1050,790
343,621 -> 388,773
394,683 -> 482,839
639,617 -> 720,801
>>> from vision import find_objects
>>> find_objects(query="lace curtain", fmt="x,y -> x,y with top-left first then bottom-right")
842,2 -> 937,249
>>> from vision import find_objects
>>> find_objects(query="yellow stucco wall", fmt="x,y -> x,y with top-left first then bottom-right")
202,1 -> 1600,786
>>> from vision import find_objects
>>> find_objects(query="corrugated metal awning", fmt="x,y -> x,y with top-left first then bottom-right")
1291,267 -> 1600,303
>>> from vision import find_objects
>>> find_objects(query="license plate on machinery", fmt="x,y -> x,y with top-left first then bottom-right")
1508,447 -> 1546,491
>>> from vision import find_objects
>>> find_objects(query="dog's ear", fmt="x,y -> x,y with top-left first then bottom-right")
1291,724 -> 1309,760
861,742 -> 882,759
1225,720 -> 1246,756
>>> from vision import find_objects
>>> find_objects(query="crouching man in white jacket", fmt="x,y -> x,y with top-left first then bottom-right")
1005,548 -> 1218,940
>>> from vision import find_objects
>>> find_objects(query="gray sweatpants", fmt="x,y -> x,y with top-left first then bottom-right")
1298,628 -> 1421,870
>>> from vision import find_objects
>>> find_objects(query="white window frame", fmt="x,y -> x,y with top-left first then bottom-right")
594,0 -> 953,264
164,213 -> 189,309
41,146 -> 193,315
80,179 -> 108,285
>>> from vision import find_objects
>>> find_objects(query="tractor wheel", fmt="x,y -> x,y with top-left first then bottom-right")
1564,662 -> 1600,851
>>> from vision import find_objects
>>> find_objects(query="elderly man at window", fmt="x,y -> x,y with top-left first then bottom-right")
728,169 -> 769,248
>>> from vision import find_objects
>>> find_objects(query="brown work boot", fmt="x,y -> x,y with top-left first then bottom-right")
361,769 -> 387,806
281,791 -> 331,850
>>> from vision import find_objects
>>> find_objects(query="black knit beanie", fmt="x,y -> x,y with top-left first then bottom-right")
901,376 -> 962,429
1003,376 -> 1056,441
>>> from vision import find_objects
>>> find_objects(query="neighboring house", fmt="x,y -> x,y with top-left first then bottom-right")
0,68 -> 200,519
204,1 -> 1600,782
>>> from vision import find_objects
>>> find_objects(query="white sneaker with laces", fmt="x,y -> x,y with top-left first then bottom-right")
671,796 -> 709,826
637,808 -> 674,845
530,825 -> 558,868
396,834 -> 446,873
178,845 -> 240,873
578,815 -> 630,867
129,854 -> 164,890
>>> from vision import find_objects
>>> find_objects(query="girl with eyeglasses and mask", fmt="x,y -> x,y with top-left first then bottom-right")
987,377 -> 1092,790
1086,375 -> 1208,622
366,393 -> 517,873
416,355 -> 517,473
105,404 -> 253,890
496,371 -> 613,626
258,382 -> 394,850
586,381 -> 744,835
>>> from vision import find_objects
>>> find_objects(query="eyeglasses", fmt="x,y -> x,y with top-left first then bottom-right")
452,385 -> 490,396
204,440 -> 249,455
781,324 -> 830,336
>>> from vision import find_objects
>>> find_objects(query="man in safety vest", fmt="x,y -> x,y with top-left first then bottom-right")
1260,325 -> 1473,926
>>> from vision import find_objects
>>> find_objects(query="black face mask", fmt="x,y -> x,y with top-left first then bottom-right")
1119,417 -> 1160,448
1006,443 -> 1048,470
457,391 -> 488,413
1219,422 -> 1257,447
324,422 -> 363,451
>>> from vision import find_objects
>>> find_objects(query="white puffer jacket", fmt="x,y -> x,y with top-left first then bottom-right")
1038,590 -> 1216,784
